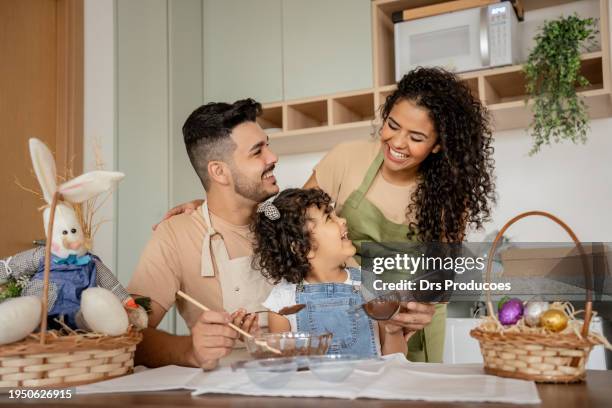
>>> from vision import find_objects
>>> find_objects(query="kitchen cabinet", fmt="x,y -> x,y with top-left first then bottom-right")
169,0 -> 206,208
203,0 -> 283,103
281,0 -> 373,100
261,0 -> 612,155
116,0 -> 174,332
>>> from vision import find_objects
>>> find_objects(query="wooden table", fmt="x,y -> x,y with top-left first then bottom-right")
1,370 -> 611,407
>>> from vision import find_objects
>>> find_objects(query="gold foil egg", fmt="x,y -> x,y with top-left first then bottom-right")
539,309 -> 568,332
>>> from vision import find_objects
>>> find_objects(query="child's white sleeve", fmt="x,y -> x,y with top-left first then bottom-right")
262,280 -> 296,313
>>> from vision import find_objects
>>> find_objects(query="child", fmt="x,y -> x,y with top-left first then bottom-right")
251,188 -> 407,357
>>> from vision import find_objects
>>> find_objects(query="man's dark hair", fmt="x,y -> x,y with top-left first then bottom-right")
183,98 -> 262,189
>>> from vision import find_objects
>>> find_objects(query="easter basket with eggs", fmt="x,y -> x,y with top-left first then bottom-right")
0,139 -> 146,388
470,211 -> 612,383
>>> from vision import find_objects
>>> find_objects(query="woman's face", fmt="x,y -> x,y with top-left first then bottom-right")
379,99 -> 440,175
306,204 -> 356,273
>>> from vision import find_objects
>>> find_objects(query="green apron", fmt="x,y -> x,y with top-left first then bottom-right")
338,151 -> 447,363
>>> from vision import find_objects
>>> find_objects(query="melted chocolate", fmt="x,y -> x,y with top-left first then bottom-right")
278,304 -> 306,315
363,299 -> 400,320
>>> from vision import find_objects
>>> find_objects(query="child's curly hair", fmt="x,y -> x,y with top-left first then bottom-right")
251,188 -> 332,284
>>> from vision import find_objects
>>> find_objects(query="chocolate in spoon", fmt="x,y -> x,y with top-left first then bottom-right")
248,303 -> 306,317
278,304 -> 306,315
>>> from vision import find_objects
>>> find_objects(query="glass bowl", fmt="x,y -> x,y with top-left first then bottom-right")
307,354 -> 362,382
245,332 -> 333,359
242,358 -> 298,388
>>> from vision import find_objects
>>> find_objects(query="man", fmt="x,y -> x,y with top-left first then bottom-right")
128,99 -> 278,370
131,98 -> 437,370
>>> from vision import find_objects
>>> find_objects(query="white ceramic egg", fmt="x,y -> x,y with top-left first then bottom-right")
524,301 -> 550,327
0,296 -> 42,345
80,288 -> 129,336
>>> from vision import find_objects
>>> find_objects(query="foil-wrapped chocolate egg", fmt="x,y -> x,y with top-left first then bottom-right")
540,309 -> 568,332
498,298 -> 524,326
524,301 -> 549,327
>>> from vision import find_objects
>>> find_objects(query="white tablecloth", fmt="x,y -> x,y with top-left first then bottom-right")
77,354 -> 540,404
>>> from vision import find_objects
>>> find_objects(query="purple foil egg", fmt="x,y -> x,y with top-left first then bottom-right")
498,298 -> 524,326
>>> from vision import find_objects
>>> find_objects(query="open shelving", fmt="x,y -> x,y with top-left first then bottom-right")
331,92 -> 375,125
257,103 -> 283,131
261,0 -> 612,154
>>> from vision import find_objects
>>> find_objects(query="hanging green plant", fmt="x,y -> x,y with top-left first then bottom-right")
523,14 -> 598,155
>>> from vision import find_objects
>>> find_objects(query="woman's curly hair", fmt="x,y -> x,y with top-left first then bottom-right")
380,67 -> 496,242
251,188 -> 332,284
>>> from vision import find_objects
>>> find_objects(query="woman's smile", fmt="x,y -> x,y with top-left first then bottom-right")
385,143 -> 410,164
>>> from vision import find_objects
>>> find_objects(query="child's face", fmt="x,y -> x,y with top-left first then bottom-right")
306,204 -> 356,269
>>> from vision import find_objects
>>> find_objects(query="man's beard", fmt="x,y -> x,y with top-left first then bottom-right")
229,164 -> 276,203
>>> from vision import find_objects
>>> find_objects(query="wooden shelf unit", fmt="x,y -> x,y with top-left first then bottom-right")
261,0 -> 612,154
482,52 -> 604,105
331,92 -> 375,125
257,103 -> 283,131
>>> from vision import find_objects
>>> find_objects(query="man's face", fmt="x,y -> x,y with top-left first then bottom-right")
228,121 -> 279,203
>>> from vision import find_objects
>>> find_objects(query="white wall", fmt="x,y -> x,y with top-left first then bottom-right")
84,0 -> 116,271
470,119 -> 612,242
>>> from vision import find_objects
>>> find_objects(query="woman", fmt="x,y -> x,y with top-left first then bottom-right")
302,67 -> 496,362
160,67 -> 496,362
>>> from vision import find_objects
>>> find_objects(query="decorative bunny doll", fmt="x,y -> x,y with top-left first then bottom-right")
0,138 -> 146,344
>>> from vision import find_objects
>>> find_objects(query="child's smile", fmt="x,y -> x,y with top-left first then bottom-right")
306,204 -> 356,282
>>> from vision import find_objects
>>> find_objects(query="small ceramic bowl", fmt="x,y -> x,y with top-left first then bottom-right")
307,354 -> 363,382
243,357 -> 298,388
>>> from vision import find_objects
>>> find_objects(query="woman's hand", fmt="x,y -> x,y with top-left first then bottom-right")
153,199 -> 205,230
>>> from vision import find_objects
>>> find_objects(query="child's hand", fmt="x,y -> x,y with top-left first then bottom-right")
231,308 -> 260,341
379,320 -> 411,355
379,320 -> 403,335
380,321 -> 416,342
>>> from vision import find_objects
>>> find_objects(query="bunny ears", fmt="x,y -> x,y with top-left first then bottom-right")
29,138 -> 125,204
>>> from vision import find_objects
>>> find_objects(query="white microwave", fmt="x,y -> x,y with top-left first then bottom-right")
394,2 -> 519,79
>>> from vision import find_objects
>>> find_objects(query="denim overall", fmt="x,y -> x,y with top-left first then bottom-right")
295,267 -> 378,357
33,254 -> 98,329
338,150 -> 447,362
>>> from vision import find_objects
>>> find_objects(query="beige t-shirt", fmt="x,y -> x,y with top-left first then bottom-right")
314,139 -> 416,225
127,206 -> 255,329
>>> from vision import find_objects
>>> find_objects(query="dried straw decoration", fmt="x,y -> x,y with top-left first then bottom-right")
470,211 -> 612,383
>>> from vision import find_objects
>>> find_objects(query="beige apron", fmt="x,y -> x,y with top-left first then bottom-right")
199,203 -> 272,318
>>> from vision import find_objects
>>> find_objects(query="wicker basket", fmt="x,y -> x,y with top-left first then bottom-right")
0,192 -> 142,388
470,211 -> 605,383
0,329 -> 141,388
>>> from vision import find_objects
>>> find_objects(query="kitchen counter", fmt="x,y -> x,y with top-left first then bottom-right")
1,370 -> 611,408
